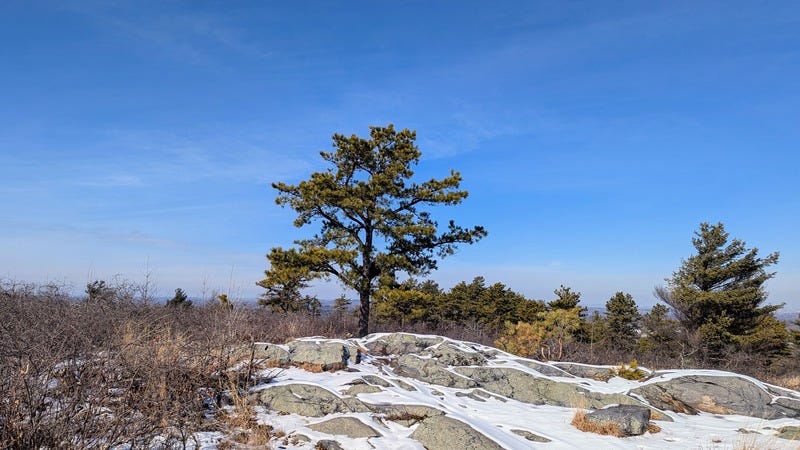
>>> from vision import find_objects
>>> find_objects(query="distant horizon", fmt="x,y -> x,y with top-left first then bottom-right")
2,2 -> 798,309
14,277 -> 798,316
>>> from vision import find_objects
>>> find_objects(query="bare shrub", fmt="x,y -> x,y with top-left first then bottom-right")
0,279 -> 285,449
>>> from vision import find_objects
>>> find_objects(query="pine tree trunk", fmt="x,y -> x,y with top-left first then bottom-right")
358,289 -> 370,337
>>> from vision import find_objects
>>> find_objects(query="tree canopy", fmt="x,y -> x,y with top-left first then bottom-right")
372,276 -> 546,329
655,222 -> 786,359
259,124 -> 487,336
549,285 -> 584,315
604,291 -> 640,350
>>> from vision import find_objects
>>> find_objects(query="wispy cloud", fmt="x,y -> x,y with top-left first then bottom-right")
40,127 -> 314,189
62,1 -> 271,65
0,216 -> 186,250
75,174 -> 144,187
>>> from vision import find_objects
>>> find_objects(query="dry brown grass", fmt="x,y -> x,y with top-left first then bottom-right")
224,425 -> 277,448
646,423 -> 661,434
294,361 -> 346,373
766,374 -> 800,391
566,391 -> 589,410
570,410 -> 661,437
295,361 -> 326,373
734,432 -> 778,450
570,410 -> 625,437
248,423 -> 276,446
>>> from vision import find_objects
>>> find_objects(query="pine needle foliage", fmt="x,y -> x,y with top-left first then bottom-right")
259,125 -> 486,336
605,291 -> 641,350
655,222 -> 787,360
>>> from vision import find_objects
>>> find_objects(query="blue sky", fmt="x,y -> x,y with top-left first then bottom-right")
1,1 -> 798,309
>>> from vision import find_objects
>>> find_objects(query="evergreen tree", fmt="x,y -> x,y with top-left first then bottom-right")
655,222 -> 786,359
437,277 -> 486,323
480,282 -> 545,330
496,308 -> 582,361
259,125 -> 486,337
373,278 -> 434,325
332,294 -> 352,316
515,297 -> 548,324
639,304 -> 678,345
637,304 -> 680,362
605,291 -> 641,348
537,307 -> 583,360
166,288 -> 192,308
549,285 -> 586,316
308,297 -> 322,317
257,268 -> 319,313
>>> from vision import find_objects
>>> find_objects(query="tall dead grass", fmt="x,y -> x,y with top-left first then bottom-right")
570,410 -> 625,437
0,279 -> 322,449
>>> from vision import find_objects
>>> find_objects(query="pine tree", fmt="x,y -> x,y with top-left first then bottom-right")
257,268 -> 319,313
605,291 -> 641,348
637,304 -> 680,362
166,288 -> 192,308
332,295 -> 352,316
655,222 -> 786,359
373,278 -> 434,325
495,308 -> 583,361
435,277 -> 486,324
549,285 -> 586,316
259,125 -> 486,336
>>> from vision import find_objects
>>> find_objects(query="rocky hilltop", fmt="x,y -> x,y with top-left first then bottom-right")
214,333 -> 800,449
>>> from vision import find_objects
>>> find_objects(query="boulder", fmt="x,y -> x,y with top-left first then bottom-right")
410,415 -> 504,450
288,340 -> 358,371
251,343 -> 291,365
308,417 -> 381,439
255,383 -> 369,417
583,405 -> 652,436
365,333 -> 443,356
315,439 -> 344,450
631,375 -> 795,419
290,433 -> 311,442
